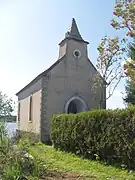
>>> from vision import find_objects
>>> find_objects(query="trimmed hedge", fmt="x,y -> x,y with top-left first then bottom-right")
51,106 -> 135,169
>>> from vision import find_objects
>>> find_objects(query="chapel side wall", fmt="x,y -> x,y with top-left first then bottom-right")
17,90 -> 41,134
17,78 -> 42,135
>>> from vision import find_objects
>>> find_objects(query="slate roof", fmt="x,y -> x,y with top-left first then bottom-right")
59,18 -> 89,45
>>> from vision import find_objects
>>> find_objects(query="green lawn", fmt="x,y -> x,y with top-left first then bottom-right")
29,143 -> 135,180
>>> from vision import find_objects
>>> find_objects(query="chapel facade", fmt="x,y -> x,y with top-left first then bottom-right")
16,18 -> 106,142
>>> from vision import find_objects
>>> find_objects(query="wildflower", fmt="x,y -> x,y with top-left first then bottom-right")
24,152 -> 34,159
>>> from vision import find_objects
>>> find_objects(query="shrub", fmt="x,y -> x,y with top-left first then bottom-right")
51,106 -> 135,169
2,146 -> 45,179
0,122 -> 46,179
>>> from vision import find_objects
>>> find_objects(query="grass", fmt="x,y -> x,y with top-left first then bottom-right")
29,143 -> 135,180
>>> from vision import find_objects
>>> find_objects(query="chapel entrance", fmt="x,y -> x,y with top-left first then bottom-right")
66,96 -> 88,114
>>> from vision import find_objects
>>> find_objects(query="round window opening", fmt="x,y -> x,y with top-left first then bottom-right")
73,49 -> 81,58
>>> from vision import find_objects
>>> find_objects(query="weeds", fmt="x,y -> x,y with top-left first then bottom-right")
0,122 -> 46,180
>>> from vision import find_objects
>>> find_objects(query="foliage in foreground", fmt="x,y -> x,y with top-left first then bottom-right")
0,124 -> 46,180
30,143 -> 135,180
0,126 -> 134,180
0,91 -> 14,118
51,106 -> 135,170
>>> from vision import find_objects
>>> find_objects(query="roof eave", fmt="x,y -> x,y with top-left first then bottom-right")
59,37 -> 89,46
15,72 -> 45,96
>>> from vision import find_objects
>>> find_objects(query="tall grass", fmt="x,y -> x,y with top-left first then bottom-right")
0,121 -> 46,180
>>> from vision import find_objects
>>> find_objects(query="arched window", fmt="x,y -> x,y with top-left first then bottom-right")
18,102 -> 20,122
29,95 -> 33,122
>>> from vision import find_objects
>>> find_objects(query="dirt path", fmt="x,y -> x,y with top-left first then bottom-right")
40,171 -> 89,180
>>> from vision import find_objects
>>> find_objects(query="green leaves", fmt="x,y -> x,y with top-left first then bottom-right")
111,19 -> 120,29
112,0 -> 135,38
51,108 -> 135,169
124,41 -> 135,104
97,44 -> 103,53
0,91 -> 14,117
94,36 -> 125,101
123,41 -> 135,81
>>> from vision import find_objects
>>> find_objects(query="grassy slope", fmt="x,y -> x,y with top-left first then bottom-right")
29,143 -> 135,180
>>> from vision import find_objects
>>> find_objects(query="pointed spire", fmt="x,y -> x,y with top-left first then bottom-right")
59,18 -> 89,45
65,18 -> 83,41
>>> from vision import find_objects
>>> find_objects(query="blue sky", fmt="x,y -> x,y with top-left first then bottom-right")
0,0 -> 126,112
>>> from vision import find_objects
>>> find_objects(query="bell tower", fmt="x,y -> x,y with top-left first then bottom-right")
58,18 -> 89,59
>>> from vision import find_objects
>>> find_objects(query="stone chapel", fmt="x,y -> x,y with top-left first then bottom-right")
16,18 -> 106,142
